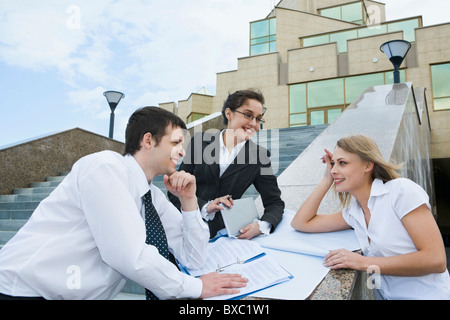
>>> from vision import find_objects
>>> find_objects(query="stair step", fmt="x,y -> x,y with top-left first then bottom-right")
0,193 -> 49,203
0,219 -> 27,231
13,187 -> 56,195
0,210 -> 34,220
0,201 -> 41,210
0,231 -> 17,245
45,176 -> 66,182
29,181 -> 61,188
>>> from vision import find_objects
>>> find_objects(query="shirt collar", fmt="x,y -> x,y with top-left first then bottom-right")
369,178 -> 390,198
124,154 -> 151,198
219,129 -> 247,153
347,178 -> 389,225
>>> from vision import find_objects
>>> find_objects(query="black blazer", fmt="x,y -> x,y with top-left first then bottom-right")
168,130 -> 284,238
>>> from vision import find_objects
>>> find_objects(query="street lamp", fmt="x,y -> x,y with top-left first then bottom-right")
380,40 -> 411,84
103,90 -> 125,139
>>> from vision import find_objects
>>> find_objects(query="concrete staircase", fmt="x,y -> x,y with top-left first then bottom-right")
0,173 -> 69,249
0,124 -> 328,298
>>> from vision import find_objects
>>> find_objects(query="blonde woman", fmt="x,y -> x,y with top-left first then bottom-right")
291,134 -> 450,300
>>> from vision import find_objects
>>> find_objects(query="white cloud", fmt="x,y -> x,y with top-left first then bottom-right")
67,86 -> 107,116
0,1 -> 267,98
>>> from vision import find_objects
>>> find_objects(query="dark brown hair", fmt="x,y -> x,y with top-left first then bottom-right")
124,106 -> 186,155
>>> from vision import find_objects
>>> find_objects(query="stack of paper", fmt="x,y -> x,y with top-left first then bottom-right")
250,209 -> 360,299
253,210 -> 361,256
181,237 -> 293,300
179,209 -> 361,300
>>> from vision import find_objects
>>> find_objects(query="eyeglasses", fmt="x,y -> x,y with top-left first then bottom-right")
234,110 -> 265,124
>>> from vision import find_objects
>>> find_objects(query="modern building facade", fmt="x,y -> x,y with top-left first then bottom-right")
159,0 -> 450,231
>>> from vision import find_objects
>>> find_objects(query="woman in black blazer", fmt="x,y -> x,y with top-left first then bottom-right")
169,89 -> 284,239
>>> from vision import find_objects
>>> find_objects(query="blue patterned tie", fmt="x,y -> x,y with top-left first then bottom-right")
143,190 -> 170,300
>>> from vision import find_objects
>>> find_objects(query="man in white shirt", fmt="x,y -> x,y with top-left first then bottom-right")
0,107 -> 247,300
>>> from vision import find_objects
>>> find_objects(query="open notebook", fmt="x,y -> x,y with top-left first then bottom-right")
179,237 -> 293,300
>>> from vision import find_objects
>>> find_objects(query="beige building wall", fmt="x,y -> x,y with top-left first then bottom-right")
346,31 -> 406,75
158,102 -> 177,115
189,93 -> 214,115
275,7 -> 357,63
175,93 -> 214,124
177,99 -> 190,124
288,42 -> 339,83
214,52 -> 288,129
413,23 -> 450,158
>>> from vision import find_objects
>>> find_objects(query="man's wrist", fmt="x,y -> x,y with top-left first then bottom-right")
180,197 -> 198,212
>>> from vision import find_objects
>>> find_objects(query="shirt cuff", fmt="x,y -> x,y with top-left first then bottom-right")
255,219 -> 271,236
181,208 -> 209,231
180,274 -> 203,299
200,201 -> 216,221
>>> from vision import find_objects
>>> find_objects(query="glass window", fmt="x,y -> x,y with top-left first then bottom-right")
289,84 -> 307,114
384,70 -> 406,84
302,17 -> 420,53
308,78 -> 344,108
358,24 -> 387,38
289,70 -> 412,127
320,2 -> 363,24
341,2 -> 363,24
290,113 -> 307,125
251,20 -> 269,39
433,98 -> 450,111
269,18 -> 276,35
303,34 -> 329,47
345,73 -> 384,103
431,63 -> 450,98
250,43 -> 269,56
330,29 -> 358,53
431,63 -> 450,111
387,18 -> 419,42
269,41 -> 276,52
251,37 -> 269,45
320,7 -> 341,20
250,18 -> 276,56
327,108 -> 342,123
310,110 -> 325,125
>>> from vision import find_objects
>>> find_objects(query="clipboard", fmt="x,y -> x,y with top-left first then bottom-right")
221,197 -> 260,237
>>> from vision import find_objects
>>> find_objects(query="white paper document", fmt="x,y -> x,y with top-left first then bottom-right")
253,209 -> 360,256
205,253 -> 293,300
180,210 -> 361,300
250,248 -> 329,300
184,237 -> 265,277
180,237 -> 292,300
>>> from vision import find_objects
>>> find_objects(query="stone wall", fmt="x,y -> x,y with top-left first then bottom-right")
0,128 -> 124,194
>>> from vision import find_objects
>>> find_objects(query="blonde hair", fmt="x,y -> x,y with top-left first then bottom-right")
334,134 -> 402,208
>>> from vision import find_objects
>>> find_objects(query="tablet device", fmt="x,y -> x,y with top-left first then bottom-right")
221,197 -> 260,237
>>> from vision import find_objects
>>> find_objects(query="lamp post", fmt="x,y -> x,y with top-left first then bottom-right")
380,40 -> 411,84
103,90 -> 125,139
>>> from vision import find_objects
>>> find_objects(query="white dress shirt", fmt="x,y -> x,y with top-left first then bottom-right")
0,151 -> 209,300
200,130 -> 271,236
342,178 -> 450,300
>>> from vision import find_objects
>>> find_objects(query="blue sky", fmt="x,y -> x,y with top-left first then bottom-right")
0,0 -> 448,148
